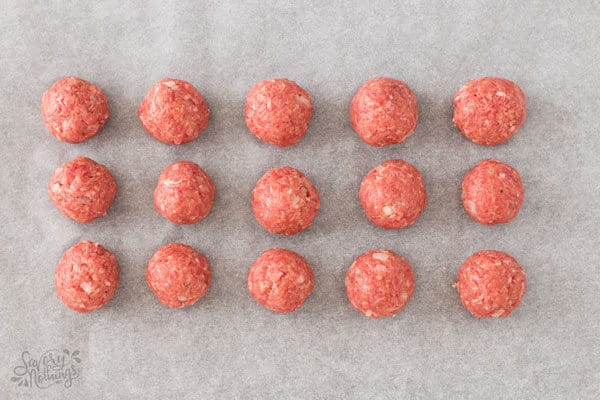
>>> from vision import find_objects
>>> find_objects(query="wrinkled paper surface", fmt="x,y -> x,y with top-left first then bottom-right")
1,1 -> 599,398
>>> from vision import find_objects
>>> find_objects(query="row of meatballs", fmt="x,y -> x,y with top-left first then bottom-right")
55,241 -> 526,319
41,75 -> 526,148
44,75 -> 527,320
48,156 -> 524,231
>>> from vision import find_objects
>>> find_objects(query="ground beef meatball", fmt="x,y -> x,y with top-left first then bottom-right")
244,78 -> 313,147
453,77 -> 526,146
48,156 -> 117,223
350,77 -> 418,147
55,241 -> 119,313
138,78 -> 210,144
247,248 -> 314,313
146,243 -> 211,308
359,160 -> 427,229
455,250 -> 526,318
41,77 -> 110,143
345,249 -> 415,318
462,159 -> 524,225
251,166 -> 320,235
154,161 -> 215,224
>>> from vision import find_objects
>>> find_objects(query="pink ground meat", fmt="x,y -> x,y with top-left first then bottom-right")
359,160 -> 427,229
453,77 -> 526,146
462,159 -> 524,225
146,243 -> 211,308
41,76 -> 109,143
350,77 -> 418,147
245,78 -> 313,147
252,166 -> 320,235
345,249 -> 415,318
247,248 -> 314,313
55,241 -> 119,313
48,156 -> 117,223
138,78 -> 210,145
456,250 -> 526,318
154,161 -> 215,224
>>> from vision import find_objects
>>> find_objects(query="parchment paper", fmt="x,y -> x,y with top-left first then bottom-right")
1,1 -> 599,399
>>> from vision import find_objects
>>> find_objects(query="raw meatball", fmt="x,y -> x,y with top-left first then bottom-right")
456,250 -> 526,318
138,78 -> 210,145
146,243 -> 211,308
247,248 -> 314,313
244,78 -> 313,147
154,161 -> 215,224
252,166 -> 320,235
41,77 -> 109,143
462,159 -> 524,225
55,241 -> 119,313
350,77 -> 418,147
359,160 -> 427,229
345,250 -> 415,318
453,77 -> 526,146
48,156 -> 117,223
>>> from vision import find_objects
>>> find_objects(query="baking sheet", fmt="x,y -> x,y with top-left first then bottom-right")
1,1 -> 599,398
